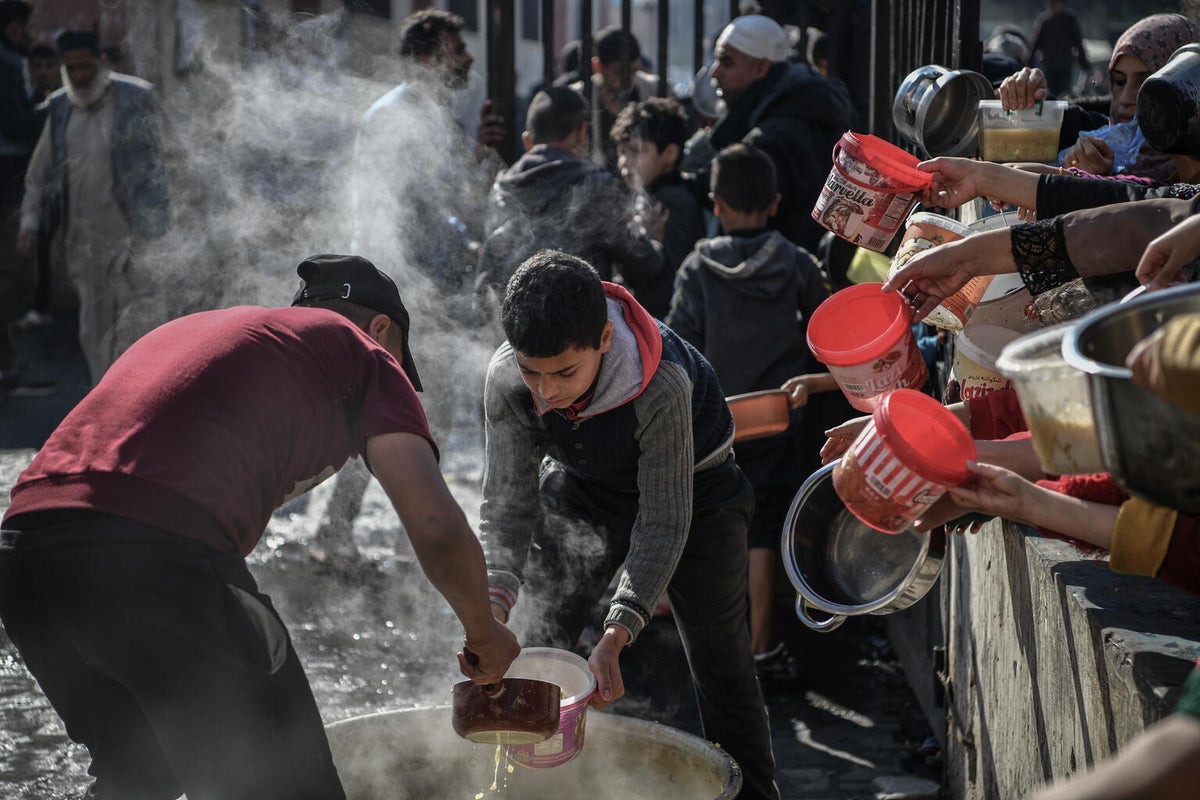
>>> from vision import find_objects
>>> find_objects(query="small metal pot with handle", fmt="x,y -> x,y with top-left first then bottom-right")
892,64 -> 995,158
782,461 -> 946,632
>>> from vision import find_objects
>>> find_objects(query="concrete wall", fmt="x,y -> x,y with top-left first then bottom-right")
894,519 -> 1200,799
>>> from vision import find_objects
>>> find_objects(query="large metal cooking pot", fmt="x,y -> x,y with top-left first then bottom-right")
782,461 -> 946,632
892,64 -> 994,158
1062,281 -> 1200,512
327,706 -> 742,800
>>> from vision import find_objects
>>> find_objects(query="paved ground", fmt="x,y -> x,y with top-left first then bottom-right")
0,318 -> 945,799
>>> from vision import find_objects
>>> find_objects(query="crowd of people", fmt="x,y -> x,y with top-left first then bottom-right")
1,1 -> 1199,799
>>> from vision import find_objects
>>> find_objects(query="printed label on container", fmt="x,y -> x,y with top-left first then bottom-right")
826,337 -> 928,412
834,422 -> 948,532
812,158 -> 917,253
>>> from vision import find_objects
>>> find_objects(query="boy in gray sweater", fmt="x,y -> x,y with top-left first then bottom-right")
478,250 -> 780,800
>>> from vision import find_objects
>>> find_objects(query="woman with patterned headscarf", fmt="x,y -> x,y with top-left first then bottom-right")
998,12 -> 1199,181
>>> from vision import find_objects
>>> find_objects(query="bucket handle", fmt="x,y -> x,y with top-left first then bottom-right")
794,596 -> 846,633
831,141 -> 932,195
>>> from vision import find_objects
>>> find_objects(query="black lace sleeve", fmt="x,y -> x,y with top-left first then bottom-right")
1011,217 -> 1079,295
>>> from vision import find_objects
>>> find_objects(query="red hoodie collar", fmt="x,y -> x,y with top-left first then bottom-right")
603,281 -> 662,391
529,282 -> 662,418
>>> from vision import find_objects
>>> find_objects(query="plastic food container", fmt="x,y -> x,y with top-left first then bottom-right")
812,132 -> 932,253
888,212 -> 992,331
977,100 -> 1068,163
807,283 -> 928,413
953,323 -> 1022,399
504,648 -> 596,769
832,389 -> 976,533
995,325 -> 1104,475
727,389 -> 791,442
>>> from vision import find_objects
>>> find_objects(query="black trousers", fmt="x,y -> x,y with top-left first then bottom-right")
522,457 -> 781,800
0,512 -> 345,800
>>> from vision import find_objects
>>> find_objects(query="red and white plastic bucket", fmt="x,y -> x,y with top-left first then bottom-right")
504,647 -> 596,769
807,283 -> 928,413
812,132 -> 932,253
831,389 -> 976,533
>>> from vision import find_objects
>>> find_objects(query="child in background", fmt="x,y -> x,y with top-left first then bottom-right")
611,96 -> 706,319
665,143 -> 832,678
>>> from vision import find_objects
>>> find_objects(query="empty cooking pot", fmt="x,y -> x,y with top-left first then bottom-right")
782,461 -> 946,632
1137,43 -> 1200,155
451,649 -> 560,745
727,389 -> 791,442
892,64 -> 995,158
1062,281 -> 1200,513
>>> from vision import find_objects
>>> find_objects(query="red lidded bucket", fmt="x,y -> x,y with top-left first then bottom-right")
807,283 -> 928,413
812,132 -> 932,252
832,389 -> 976,533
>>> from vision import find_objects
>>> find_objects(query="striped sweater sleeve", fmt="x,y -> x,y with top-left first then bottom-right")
605,362 -> 695,643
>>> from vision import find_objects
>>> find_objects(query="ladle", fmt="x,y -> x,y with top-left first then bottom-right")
450,650 -> 560,745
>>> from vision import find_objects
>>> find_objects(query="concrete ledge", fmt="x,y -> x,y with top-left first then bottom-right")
926,518 -> 1200,798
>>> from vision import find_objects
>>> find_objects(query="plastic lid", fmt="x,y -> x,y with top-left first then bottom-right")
839,131 -> 932,192
807,283 -> 913,367
872,389 -> 976,486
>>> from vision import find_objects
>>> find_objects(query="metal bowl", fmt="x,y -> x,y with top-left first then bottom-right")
1062,281 -> 1200,512
727,389 -> 791,442
781,461 -> 945,633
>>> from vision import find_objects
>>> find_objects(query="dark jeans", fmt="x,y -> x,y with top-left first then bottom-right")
523,457 -> 781,800
0,512 -> 345,800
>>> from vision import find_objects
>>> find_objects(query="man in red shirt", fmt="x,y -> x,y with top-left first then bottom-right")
0,254 -> 519,800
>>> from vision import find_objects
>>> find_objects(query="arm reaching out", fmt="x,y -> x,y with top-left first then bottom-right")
366,432 -> 520,685
1136,214 -> 1200,290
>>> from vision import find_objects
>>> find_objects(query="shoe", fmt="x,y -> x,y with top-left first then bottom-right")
754,642 -> 800,682
0,370 -> 57,398
13,309 -> 52,330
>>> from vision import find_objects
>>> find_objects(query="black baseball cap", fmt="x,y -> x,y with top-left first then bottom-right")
292,254 -> 423,391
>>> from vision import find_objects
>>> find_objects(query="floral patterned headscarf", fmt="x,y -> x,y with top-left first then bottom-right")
1109,13 -> 1199,73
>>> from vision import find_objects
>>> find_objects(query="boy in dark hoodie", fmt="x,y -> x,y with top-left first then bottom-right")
610,96 -> 706,319
666,143 -> 832,677
477,86 -> 662,300
478,250 -> 780,800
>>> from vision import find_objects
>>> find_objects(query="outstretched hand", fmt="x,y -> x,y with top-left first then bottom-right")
943,461 -> 1036,525
458,618 -> 521,686
998,67 -> 1048,111
918,157 -> 983,209
1136,214 -> 1200,290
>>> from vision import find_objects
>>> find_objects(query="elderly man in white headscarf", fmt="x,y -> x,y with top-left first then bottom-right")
707,14 -> 854,252
17,29 -> 169,386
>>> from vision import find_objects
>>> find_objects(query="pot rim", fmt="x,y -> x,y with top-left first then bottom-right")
1062,281 -> 1200,379
781,461 -> 945,617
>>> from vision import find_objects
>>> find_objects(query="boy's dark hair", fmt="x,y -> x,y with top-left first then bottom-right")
594,25 -> 641,66
28,42 -> 57,60
398,9 -> 463,59
501,250 -> 608,357
610,96 -> 688,155
0,1 -> 32,28
710,143 -> 777,214
525,86 -> 588,144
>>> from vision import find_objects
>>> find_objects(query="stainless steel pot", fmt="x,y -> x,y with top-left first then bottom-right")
782,461 -> 946,633
892,65 -> 994,158
1062,281 -> 1200,513
1137,43 -> 1200,155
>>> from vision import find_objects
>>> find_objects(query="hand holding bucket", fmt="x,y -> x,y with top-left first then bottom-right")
881,228 -> 1013,322
812,132 -> 933,253
831,389 -> 977,534
807,283 -> 928,413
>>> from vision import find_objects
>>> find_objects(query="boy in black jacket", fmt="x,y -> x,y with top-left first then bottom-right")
667,143 -> 832,676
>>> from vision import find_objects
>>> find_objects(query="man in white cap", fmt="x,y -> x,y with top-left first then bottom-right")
708,14 -> 854,252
